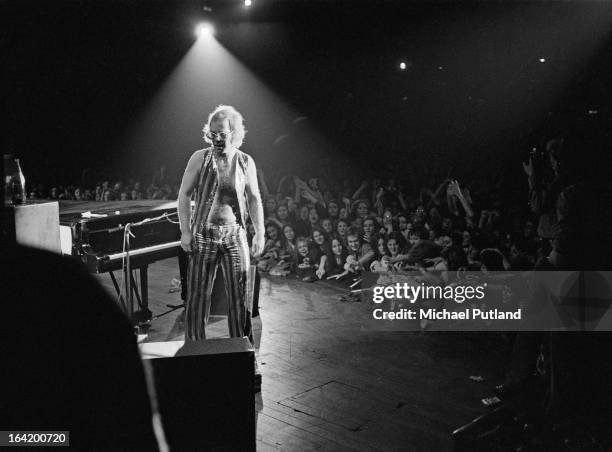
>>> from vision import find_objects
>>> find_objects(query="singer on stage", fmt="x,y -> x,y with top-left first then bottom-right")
178,105 -> 265,343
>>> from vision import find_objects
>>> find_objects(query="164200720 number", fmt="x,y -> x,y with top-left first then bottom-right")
1,431 -> 69,447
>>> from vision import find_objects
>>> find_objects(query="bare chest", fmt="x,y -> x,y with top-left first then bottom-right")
214,153 -> 237,186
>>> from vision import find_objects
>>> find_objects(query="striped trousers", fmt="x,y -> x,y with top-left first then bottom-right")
185,223 -> 253,344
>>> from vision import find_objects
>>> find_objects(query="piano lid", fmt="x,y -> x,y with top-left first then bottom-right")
59,200 -> 178,225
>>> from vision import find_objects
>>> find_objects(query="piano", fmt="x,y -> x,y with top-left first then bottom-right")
59,200 -> 184,322
59,200 -> 181,273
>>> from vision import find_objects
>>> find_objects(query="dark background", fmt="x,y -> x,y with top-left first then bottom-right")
4,0 -> 611,188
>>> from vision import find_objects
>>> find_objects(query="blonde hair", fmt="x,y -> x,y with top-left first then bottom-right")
202,104 -> 247,148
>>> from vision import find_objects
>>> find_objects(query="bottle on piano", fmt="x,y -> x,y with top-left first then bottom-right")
3,155 -> 26,206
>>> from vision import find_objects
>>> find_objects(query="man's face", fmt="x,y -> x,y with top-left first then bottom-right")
328,202 -> 339,217
409,234 -> 420,245
337,221 -> 347,235
348,235 -> 360,252
398,216 -> 408,231
209,118 -> 233,151
363,219 -> 375,235
321,219 -> 332,233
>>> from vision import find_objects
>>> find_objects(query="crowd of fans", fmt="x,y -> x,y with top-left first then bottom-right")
28,166 -> 179,202
248,160 -> 542,283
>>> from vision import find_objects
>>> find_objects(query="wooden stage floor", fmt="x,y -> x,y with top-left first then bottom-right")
96,258 -> 507,451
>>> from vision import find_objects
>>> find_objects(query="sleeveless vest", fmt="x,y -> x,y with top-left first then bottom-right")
191,148 -> 251,232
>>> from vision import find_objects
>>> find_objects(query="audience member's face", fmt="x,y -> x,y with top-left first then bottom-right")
283,226 -> 295,242
277,205 -> 288,220
287,198 -> 296,211
308,209 -> 319,225
265,198 -> 277,215
74,188 -> 82,200
331,239 -> 343,256
131,190 -> 139,199
114,183 -> 122,192
382,210 -> 393,225
409,233 -> 420,245
357,202 -> 368,218
348,235 -> 360,252
321,218 -> 333,234
337,221 -> 348,236
415,206 -> 425,219
339,207 -> 349,220
436,235 -> 452,248
134,182 -> 141,190
398,216 -> 409,231
387,238 -> 399,256
266,225 -> 278,240
103,190 -> 112,201
363,219 -> 375,236
441,218 -> 452,232
377,238 -> 386,255
120,192 -> 129,201
327,202 -> 339,218
313,230 -> 325,245
462,231 -> 471,247
299,206 -> 309,221
297,241 -> 309,256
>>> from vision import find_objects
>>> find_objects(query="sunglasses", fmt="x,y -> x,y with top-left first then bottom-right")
206,131 -> 233,140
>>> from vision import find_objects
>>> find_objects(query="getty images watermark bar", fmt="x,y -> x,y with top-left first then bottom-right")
0,431 -> 69,447
361,271 -> 612,332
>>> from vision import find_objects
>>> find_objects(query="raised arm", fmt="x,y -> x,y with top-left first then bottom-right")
177,150 -> 204,252
245,155 -> 265,258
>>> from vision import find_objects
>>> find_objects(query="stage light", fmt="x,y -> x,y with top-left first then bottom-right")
539,58 -> 546,63
195,23 -> 214,38
399,62 -> 407,70
244,0 -> 252,6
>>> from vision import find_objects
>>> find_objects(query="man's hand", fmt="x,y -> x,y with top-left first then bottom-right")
251,232 -> 265,258
180,231 -> 193,253
316,267 -> 326,279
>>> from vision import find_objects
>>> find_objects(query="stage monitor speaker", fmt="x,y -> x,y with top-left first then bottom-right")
140,337 -> 255,452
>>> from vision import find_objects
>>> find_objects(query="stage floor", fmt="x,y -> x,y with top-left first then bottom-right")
96,258 -> 507,451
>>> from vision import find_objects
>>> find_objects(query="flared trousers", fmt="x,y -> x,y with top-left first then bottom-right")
185,223 -> 253,344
